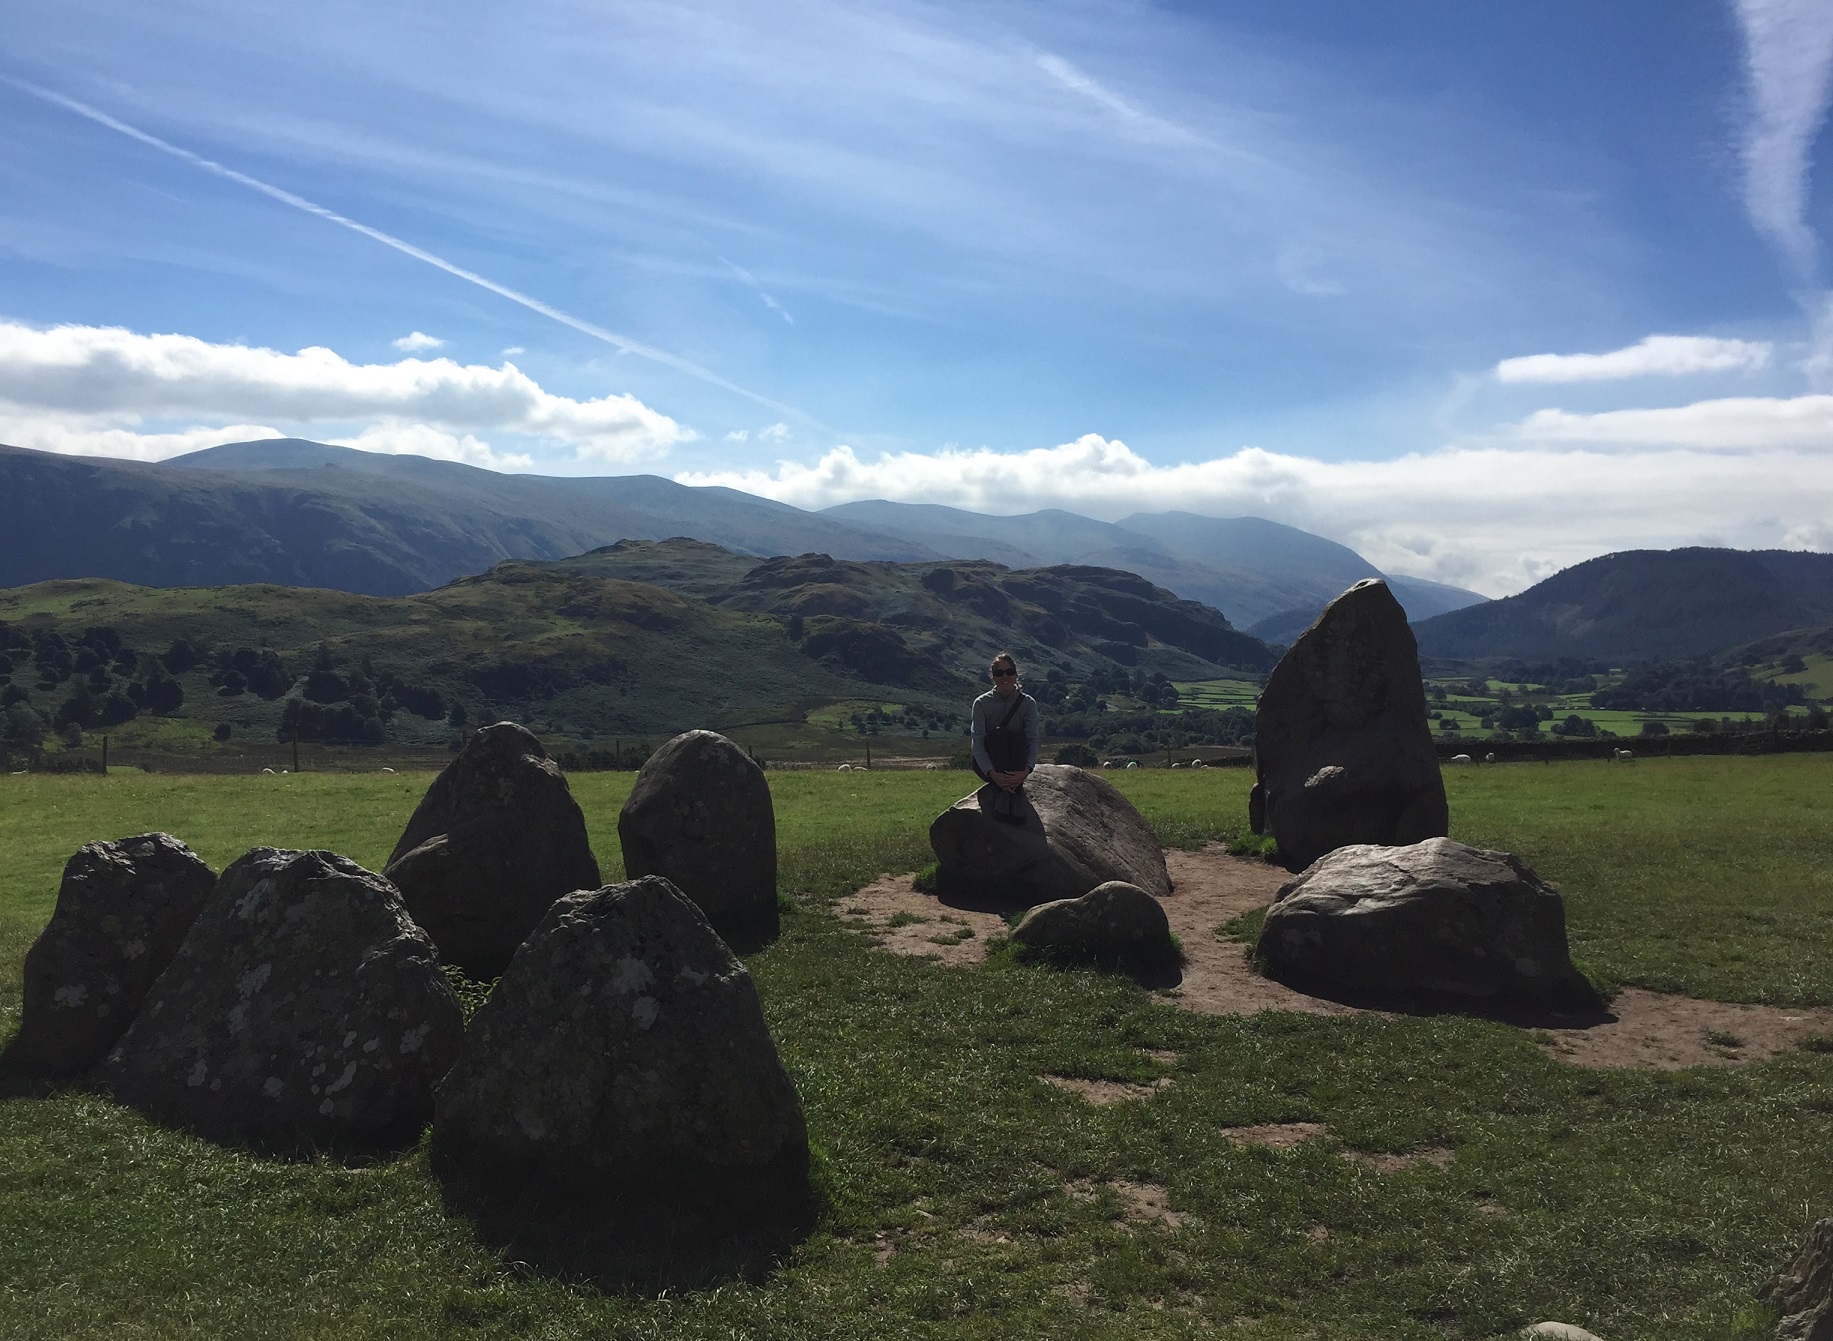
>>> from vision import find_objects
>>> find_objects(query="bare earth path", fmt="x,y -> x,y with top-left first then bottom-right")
840,843 -> 1833,1070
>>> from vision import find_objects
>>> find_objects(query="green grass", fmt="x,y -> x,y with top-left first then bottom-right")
1,759 -> 1831,1338
1171,677 -> 1262,710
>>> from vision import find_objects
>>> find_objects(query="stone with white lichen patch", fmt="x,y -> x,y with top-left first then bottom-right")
97,848 -> 463,1148
433,874 -> 807,1197
8,833 -> 216,1077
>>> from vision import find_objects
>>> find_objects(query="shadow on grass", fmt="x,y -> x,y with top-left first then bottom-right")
431,1144 -> 821,1292
1253,970 -> 1616,1031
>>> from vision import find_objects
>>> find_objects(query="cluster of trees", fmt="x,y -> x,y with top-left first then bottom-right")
0,624 -> 189,747
1590,658 -> 1808,714
276,645 -> 451,744
1086,706 -> 1255,756
1027,665 -> 1181,713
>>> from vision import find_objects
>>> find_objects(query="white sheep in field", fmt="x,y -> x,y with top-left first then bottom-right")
1450,754 -> 1473,764
1611,748 -> 1635,761
836,763 -> 853,771
1483,753 -> 1497,763
382,766 -> 396,774
261,767 -> 275,774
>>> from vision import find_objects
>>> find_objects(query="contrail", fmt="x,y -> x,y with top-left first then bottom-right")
6,76 -> 816,423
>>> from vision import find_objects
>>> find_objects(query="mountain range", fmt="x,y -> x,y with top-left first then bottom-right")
1411,548 -> 1833,663
0,439 -> 1484,632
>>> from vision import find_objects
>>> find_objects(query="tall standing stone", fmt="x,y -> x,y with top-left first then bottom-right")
618,730 -> 778,940
98,848 -> 464,1147
1250,579 -> 1448,870
432,875 -> 808,1198
385,722 -> 601,977
9,834 -> 215,1077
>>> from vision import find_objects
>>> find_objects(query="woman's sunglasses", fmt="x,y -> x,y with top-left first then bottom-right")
991,668 -> 1017,678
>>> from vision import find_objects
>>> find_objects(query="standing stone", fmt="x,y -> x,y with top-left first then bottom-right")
385,722 -> 601,978
1011,880 -> 1176,965
618,730 -> 777,940
1254,837 -> 1600,1010
1762,1218 -> 1833,1341
9,834 -> 215,1077
929,764 -> 1170,904
98,848 -> 464,1148
1250,579 -> 1448,870
433,875 -> 807,1199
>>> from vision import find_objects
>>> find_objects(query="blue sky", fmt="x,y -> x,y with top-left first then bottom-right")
2,0 -> 1831,595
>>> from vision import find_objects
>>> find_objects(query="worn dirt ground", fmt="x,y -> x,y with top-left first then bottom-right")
842,843 -> 1833,1070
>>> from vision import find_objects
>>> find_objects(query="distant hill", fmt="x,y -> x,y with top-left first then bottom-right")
1412,548 -> 1833,662
0,539 -> 1274,748
1,439 -> 1485,627
822,500 -> 1487,628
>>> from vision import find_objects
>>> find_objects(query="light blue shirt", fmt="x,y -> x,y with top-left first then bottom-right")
970,688 -> 1039,773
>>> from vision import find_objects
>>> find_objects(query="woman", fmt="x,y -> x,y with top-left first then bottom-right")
969,652 -> 1039,825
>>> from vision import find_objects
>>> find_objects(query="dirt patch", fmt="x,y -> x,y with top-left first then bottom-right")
1220,1121 -> 1331,1150
1531,990 -> 1833,1070
1343,1145 -> 1455,1174
1067,1177 -> 1187,1230
1040,1075 -> 1173,1105
840,873 -> 1007,966
844,846 -> 1833,1070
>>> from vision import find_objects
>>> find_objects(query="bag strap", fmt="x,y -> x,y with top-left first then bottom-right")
995,692 -> 1027,732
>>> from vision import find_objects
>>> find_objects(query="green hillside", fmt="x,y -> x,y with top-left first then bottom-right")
0,540 -> 1274,764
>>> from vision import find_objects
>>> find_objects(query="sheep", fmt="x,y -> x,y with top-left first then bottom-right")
381,766 -> 396,774
1483,753 -> 1497,763
1450,754 -> 1473,764
1611,748 -> 1635,762
261,767 -> 275,775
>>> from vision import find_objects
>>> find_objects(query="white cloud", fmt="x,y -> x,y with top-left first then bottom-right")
331,423 -> 534,471
391,330 -> 445,352
725,428 -> 750,442
758,421 -> 791,441
1733,0 -> 1833,282
1495,335 -> 1772,383
1515,393 -> 1833,447
677,427 -> 1833,598
0,320 -> 688,463
501,346 -> 526,356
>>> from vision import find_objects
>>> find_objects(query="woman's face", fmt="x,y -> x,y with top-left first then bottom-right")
990,662 -> 1017,694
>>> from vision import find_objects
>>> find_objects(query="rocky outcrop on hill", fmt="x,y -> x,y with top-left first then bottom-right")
618,730 -> 778,941
98,848 -> 464,1147
9,833 -> 216,1077
432,875 -> 807,1198
1253,837 -> 1599,1010
929,764 -> 1170,904
1011,880 -> 1176,966
1249,579 -> 1448,871
386,722 -> 601,977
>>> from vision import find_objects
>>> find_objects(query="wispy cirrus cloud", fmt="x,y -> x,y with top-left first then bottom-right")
1495,334 -> 1772,383
1733,0 -> 1833,284
0,320 -> 686,465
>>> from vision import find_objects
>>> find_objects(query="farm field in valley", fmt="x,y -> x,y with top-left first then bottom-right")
1,757 -> 1830,1339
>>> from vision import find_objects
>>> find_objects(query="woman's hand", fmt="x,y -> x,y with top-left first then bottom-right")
990,767 -> 1031,792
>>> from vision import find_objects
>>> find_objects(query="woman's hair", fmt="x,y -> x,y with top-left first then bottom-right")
989,651 -> 1018,675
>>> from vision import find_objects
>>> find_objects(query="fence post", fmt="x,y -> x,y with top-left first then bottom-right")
292,732 -> 300,773
101,736 -> 108,774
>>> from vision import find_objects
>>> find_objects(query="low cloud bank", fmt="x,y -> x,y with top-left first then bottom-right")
1495,335 -> 1772,383
0,320 -> 686,466
679,428 -> 1833,597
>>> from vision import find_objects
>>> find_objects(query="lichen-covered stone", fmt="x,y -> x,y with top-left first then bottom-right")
1762,1218 -> 1833,1341
433,875 -> 807,1196
1011,880 -> 1176,965
10,833 -> 215,1076
386,721 -> 600,977
1254,837 -> 1599,1010
1250,579 -> 1448,871
929,764 -> 1169,905
98,848 -> 464,1147
618,730 -> 777,940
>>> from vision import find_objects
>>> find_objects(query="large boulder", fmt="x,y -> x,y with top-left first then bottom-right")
1762,1218 -> 1833,1341
929,764 -> 1170,905
617,730 -> 777,940
1011,880 -> 1176,966
8,834 -> 215,1077
385,721 -> 600,978
432,875 -> 807,1199
1253,837 -> 1600,1010
1250,579 -> 1448,871
97,848 -> 465,1148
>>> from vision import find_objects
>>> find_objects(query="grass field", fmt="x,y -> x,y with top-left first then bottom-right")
2,759 -> 1831,1338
